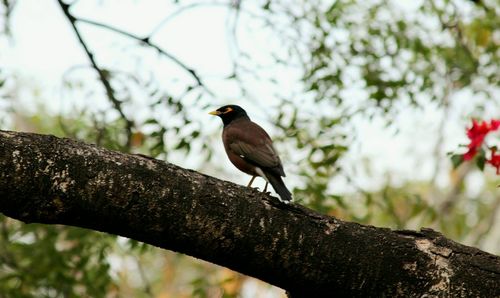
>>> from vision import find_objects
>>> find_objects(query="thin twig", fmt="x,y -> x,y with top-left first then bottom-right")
76,17 -> 213,96
135,257 -> 154,297
149,1 -> 229,37
57,0 -> 134,149
473,195 -> 500,247
430,72 -> 452,185
430,0 -> 477,61
439,161 -> 474,214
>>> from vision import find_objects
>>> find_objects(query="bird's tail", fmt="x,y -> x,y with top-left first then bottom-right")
265,172 -> 292,203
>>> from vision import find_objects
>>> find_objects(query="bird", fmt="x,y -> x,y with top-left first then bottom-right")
209,104 -> 292,203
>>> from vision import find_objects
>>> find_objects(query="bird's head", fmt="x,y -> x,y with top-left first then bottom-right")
209,105 -> 249,126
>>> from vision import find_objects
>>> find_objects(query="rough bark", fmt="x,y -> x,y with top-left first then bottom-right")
0,130 -> 498,297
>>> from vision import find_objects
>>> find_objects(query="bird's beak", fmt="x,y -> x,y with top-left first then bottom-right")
209,110 -> 221,116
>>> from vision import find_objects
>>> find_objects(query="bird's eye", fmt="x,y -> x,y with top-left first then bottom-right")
224,107 -> 233,114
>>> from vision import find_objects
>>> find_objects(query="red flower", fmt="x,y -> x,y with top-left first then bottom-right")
487,147 -> 500,175
463,119 -> 500,161
491,119 -> 500,130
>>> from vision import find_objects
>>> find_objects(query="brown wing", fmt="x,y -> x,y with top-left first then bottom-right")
223,119 -> 285,176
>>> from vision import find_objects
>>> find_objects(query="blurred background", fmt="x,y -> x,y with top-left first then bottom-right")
0,0 -> 498,297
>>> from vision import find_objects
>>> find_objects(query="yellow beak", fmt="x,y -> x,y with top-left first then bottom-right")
208,110 -> 221,116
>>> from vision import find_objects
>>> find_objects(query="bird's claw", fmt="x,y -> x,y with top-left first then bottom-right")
249,187 -> 271,195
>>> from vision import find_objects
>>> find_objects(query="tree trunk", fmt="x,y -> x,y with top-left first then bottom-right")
0,130 -> 498,297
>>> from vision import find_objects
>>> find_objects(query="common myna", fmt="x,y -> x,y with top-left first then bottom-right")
209,105 -> 292,203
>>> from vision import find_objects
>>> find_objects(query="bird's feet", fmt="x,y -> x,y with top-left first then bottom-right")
249,186 -> 271,196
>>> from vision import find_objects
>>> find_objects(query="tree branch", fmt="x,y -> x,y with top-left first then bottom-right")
57,0 -> 134,149
0,130 -> 499,297
74,17 -> 212,95
149,2 -> 230,37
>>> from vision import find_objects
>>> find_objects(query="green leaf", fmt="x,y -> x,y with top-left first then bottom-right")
144,118 -> 158,125
451,154 -> 464,169
476,154 -> 486,171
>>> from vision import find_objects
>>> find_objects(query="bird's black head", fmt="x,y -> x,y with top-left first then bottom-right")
209,105 -> 249,126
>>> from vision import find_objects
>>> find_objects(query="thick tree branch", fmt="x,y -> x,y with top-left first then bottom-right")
0,130 -> 499,297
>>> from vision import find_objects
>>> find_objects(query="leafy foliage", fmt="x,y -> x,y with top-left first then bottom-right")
261,0 -> 499,216
0,216 -> 114,297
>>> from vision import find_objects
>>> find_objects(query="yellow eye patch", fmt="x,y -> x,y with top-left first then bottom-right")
223,107 -> 233,114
